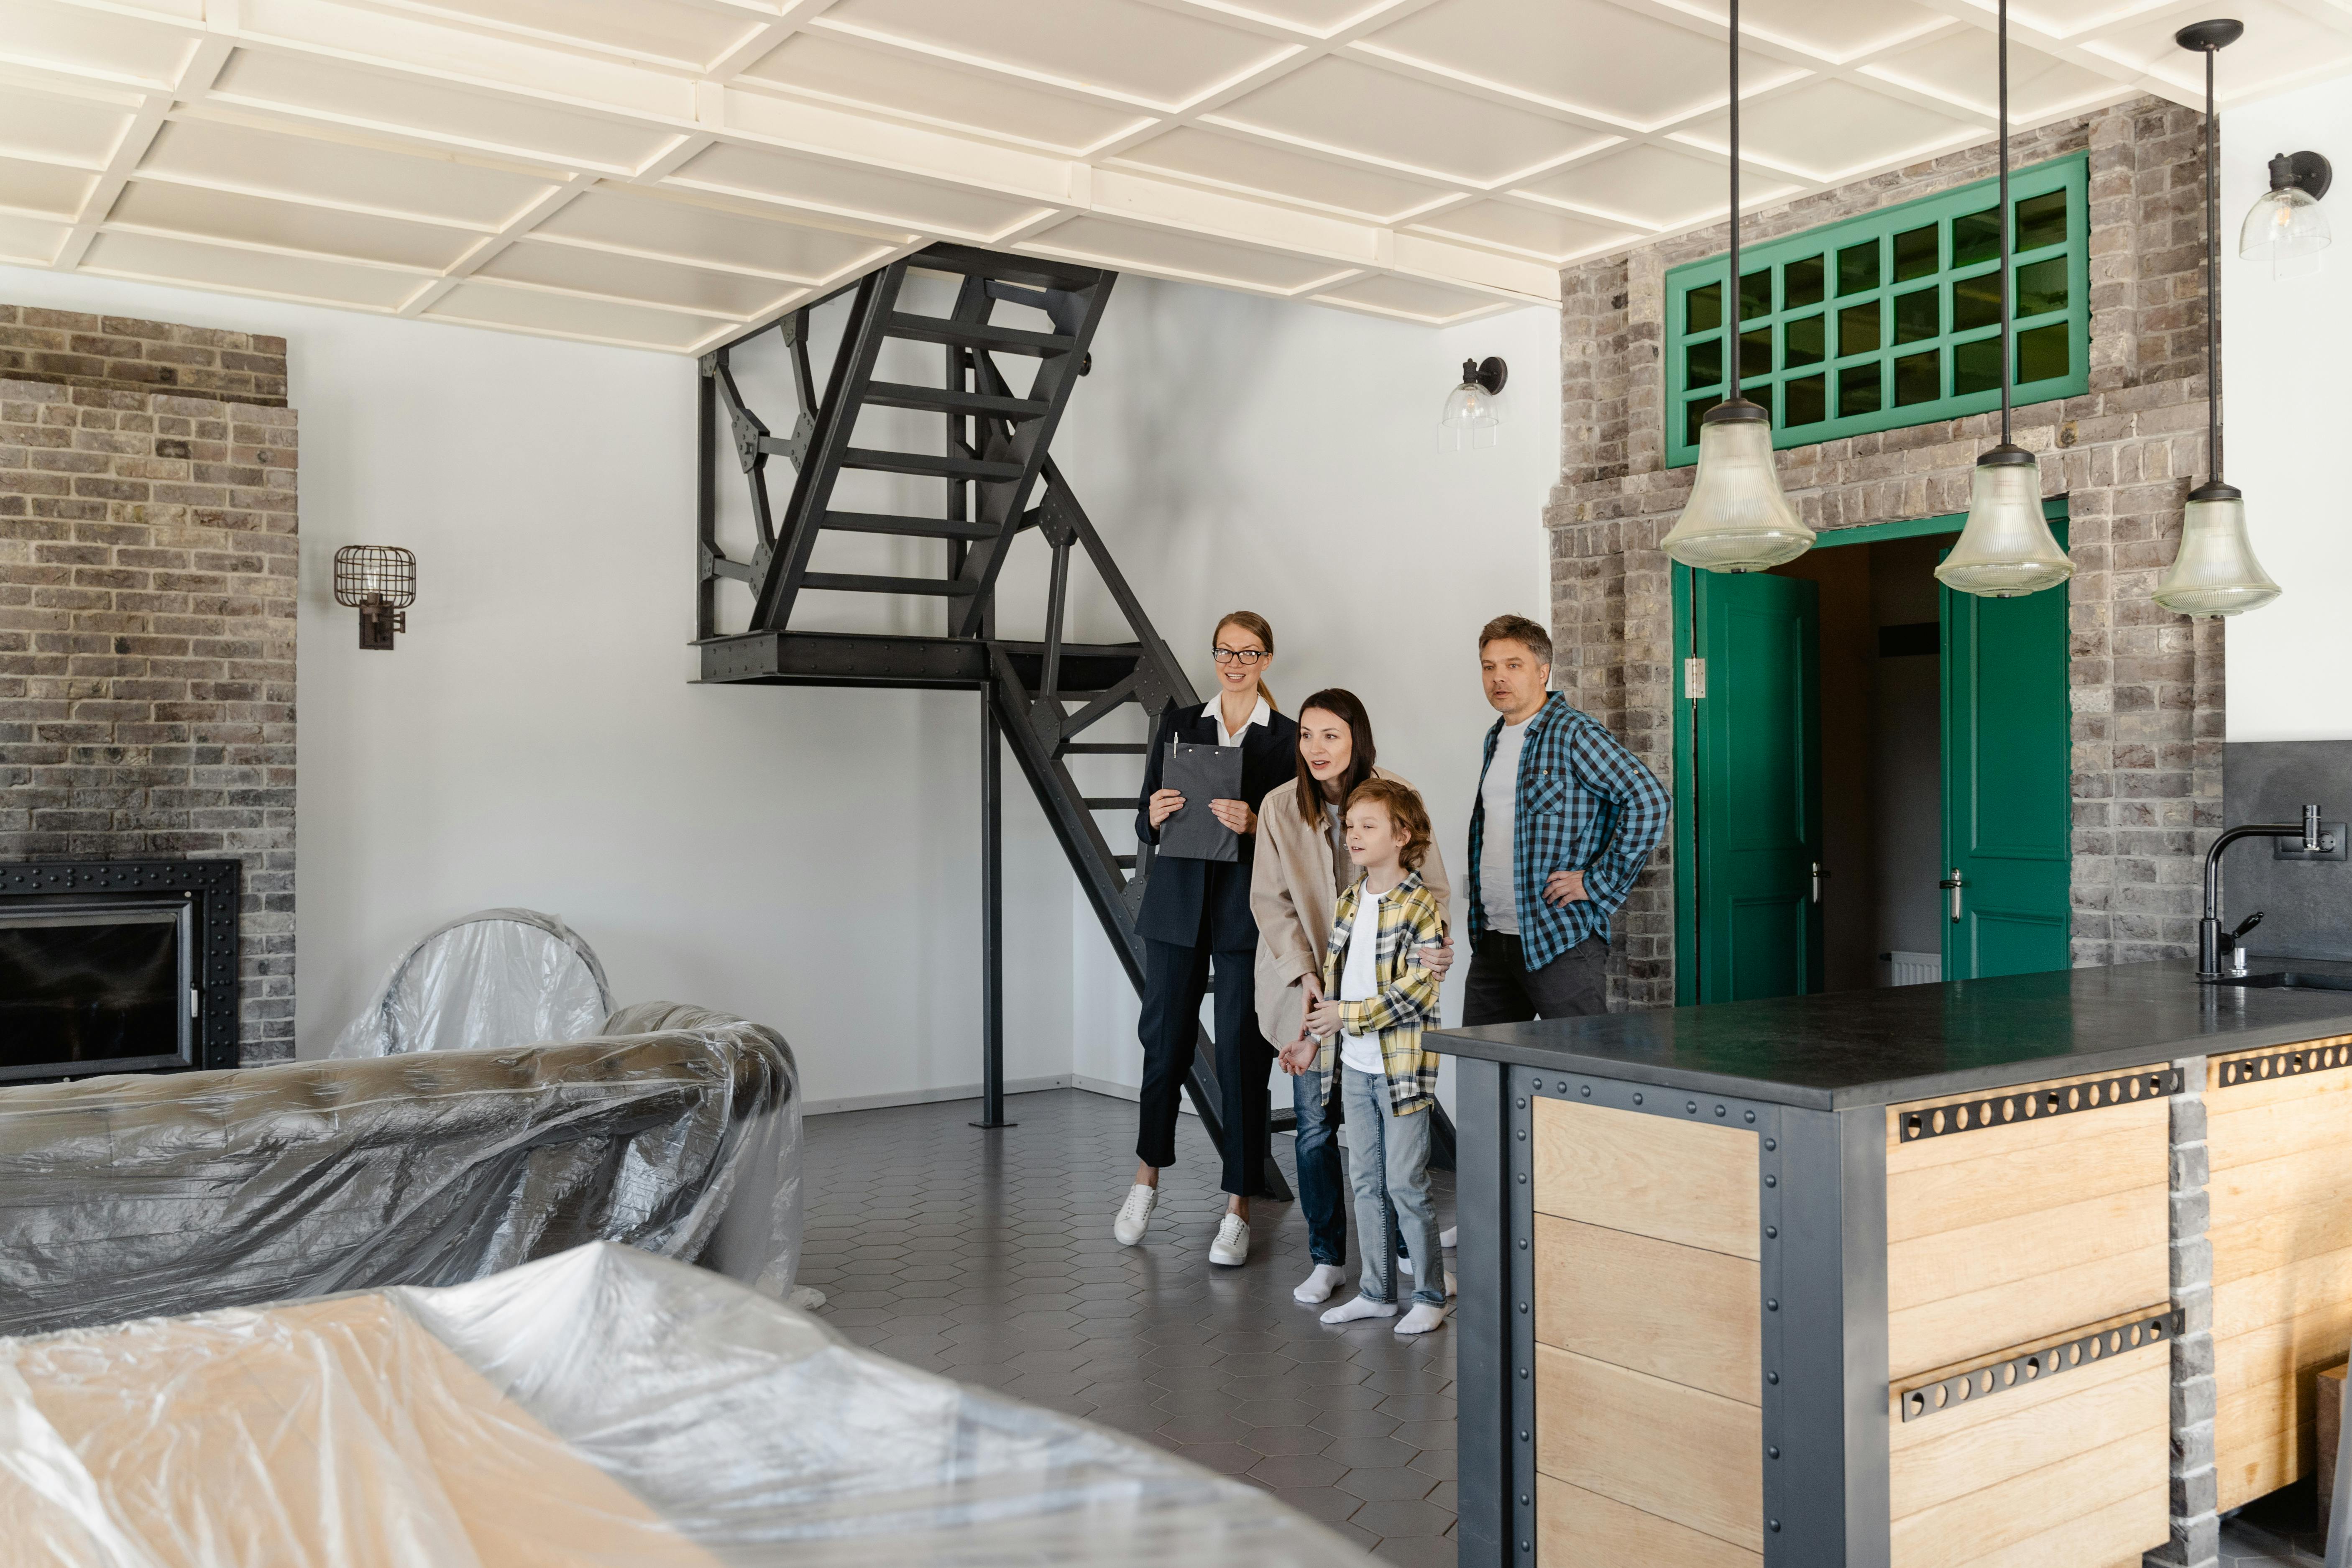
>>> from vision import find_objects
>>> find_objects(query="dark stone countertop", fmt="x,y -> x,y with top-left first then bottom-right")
1429,958 -> 2352,1110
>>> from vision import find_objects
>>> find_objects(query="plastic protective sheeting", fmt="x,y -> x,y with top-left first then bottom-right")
331,908 -> 613,1059
0,1010 -> 800,1340
0,1243 -> 1370,1568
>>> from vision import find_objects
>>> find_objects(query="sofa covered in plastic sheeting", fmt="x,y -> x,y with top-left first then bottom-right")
0,1005 -> 801,1339
0,1243 -> 1368,1568
332,906 -> 614,1058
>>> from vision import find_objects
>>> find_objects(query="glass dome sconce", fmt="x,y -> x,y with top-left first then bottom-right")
1440,356 -> 1507,451
333,545 -> 417,650
2242,150 -> 2332,280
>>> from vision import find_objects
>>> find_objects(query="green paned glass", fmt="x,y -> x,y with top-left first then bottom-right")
1784,312 -> 1825,368
1838,240 -> 1880,296
1784,256 -> 1825,310
2015,189 -> 2066,252
1894,224 -> 1938,281
1686,394 -> 1723,446
1839,364 -> 1882,417
1687,336 -> 1724,388
1894,350 -> 1940,406
1952,270 -> 2001,333
1894,286 -> 1939,344
1687,280 -> 1723,333
1741,269 -> 1772,323
1953,206 -> 2000,268
1741,326 -> 1772,379
1953,335 -> 2002,396
2015,256 -> 2067,317
1784,374 -> 1825,427
2017,322 -> 2068,382
1837,300 -> 1881,357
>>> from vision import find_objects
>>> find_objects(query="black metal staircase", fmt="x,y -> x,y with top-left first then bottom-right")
694,242 -> 1450,1195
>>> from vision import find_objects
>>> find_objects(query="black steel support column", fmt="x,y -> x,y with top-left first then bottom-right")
1453,1056 -> 1514,1568
973,692 -> 1013,1129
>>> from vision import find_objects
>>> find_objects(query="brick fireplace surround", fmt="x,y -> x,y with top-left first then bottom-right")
0,308 -> 296,1064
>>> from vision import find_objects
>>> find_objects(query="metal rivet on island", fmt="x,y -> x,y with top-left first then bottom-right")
1515,1097 -> 1526,1109
1764,1137 -> 1776,1151
1715,1104 -> 1728,1117
1632,1092 -> 1644,1105
1686,1100 -> 1698,1114
1745,1109 -> 1756,1122
1766,1226 -> 1778,1239
1764,1174 -> 1777,1187
1516,1128 -> 1527,1140
1767,1371 -> 1779,1384
1580,1085 -> 1592,1098
1768,1446 -> 1780,1460
1767,1298 -> 1779,1311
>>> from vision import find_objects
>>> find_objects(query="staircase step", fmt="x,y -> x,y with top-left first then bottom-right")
886,313 -> 1076,358
911,243 -> 1106,292
1065,742 -> 1148,755
1114,855 -> 1137,870
1083,797 -> 1132,810
801,573 -> 978,597
822,511 -> 999,541
864,381 -> 1051,421
843,448 -> 1023,483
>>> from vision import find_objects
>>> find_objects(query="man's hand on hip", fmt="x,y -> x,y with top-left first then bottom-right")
1543,870 -> 1588,907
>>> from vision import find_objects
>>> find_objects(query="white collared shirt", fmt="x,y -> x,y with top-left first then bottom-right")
1203,694 -> 1270,749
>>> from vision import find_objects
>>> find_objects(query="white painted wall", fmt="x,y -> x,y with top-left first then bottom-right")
2219,78 -> 2352,741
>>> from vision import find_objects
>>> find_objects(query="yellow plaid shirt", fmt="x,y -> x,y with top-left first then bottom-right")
1315,868 -> 1445,1115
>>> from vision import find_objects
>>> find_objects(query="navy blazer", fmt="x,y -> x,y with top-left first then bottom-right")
1133,698 -> 1300,952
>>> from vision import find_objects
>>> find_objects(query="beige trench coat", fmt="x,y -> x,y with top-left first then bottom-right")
1249,766 -> 1452,1049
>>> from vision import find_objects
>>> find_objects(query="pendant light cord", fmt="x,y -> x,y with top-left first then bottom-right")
1998,0 -> 2013,446
1727,0 -> 1739,389
2204,43 -> 2224,484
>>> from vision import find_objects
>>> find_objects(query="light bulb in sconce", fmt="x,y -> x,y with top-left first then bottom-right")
1440,357 -> 1506,451
2241,151 -> 2332,280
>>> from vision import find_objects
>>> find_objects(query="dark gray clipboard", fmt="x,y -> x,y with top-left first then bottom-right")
1159,741 -> 1244,862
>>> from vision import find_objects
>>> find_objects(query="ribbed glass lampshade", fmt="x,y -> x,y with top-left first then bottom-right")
1935,449 -> 2072,598
1439,379 -> 1501,452
2153,483 -> 2280,616
1659,402 -> 1813,573
2240,184 -> 2330,281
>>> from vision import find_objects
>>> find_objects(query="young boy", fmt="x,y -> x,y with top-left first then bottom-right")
1293,778 -> 1450,1335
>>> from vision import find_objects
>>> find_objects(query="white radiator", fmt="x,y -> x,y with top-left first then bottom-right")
1885,951 -> 1942,987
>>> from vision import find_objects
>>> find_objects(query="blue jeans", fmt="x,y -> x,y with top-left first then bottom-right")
1339,1064 -> 1445,1308
1292,1066 -> 1346,1266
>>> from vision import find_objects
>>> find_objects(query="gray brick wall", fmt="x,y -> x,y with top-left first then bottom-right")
1549,97 -> 2222,1009
0,372 -> 297,1063
0,307 -> 288,409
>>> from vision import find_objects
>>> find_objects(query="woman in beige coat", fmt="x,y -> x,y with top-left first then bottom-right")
1250,688 -> 1452,1305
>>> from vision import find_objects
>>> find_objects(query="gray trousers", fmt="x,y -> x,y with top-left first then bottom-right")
1460,931 -> 1609,1025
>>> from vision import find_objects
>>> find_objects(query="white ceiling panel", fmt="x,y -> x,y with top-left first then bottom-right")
739,31 -> 1147,153
1215,55 -> 1613,183
1109,125 -> 1448,220
0,0 -> 2339,353
531,186 -> 894,281
813,0 -> 1292,107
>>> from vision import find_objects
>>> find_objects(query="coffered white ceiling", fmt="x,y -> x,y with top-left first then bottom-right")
0,0 -> 2346,354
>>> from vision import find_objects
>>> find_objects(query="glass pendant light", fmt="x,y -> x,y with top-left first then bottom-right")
2153,21 -> 2281,619
1439,356 -> 1506,451
2240,151 -> 2332,281
1659,0 -> 1812,574
1936,0 -> 2073,600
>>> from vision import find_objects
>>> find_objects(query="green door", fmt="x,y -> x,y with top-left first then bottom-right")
1940,567 -> 2072,978
1695,572 -> 1823,1001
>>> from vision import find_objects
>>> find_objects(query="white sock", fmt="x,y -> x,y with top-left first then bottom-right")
1395,1302 -> 1449,1336
1320,1294 -> 1400,1325
1294,1264 -> 1348,1305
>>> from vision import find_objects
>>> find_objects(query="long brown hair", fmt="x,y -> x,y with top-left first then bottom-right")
1294,688 -> 1376,829
1213,610 -> 1276,711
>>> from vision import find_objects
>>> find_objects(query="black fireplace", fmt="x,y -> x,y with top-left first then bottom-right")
0,861 -> 241,1082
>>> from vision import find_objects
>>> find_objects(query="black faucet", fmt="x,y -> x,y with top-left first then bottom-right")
2199,804 -> 2333,981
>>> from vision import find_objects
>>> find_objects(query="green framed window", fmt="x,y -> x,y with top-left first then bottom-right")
1665,152 -> 2089,467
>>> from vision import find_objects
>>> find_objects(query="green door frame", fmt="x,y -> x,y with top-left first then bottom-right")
1670,500 -> 2068,1005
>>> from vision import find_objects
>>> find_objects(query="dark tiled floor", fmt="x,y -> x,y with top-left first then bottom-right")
2220,1481 -> 2330,1565
800,1087 -> 1456,1564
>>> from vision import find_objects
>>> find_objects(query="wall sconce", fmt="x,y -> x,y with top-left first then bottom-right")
333,545 -> 415,650
1440,356 -> 1507,451
2242,150 -> 2332,279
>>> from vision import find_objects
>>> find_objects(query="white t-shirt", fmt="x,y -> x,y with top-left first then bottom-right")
1337,886 -> 1386,1076
1480,718 -> 1532,934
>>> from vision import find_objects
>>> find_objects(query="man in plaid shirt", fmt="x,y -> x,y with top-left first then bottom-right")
1464,614 -> 1670,1022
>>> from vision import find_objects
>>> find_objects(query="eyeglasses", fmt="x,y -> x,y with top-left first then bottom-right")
1212,647 -> 1268,665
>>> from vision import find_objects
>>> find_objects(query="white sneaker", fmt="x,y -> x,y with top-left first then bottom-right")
1113,1184 -> 1157,1246
1396,1302 -> 1449,1336
1321,1294 -> 1400,1325
1294,1264 -> 1348,1304
1440,1226 -> 1457,1249
1398,1253 -> 1414,1277
1209,1214 -> 1250,1266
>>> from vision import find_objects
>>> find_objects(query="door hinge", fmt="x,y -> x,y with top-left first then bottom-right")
1684,656 -> 1706,700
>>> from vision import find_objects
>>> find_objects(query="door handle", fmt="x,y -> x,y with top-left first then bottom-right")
1810,862 -> 1825,905
1938,869 -> 1965,923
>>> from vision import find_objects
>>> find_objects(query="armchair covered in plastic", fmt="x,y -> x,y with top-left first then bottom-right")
331,907 -> 614,1058
0,1243 -> 1367,1568
0,1003 -> 801,1339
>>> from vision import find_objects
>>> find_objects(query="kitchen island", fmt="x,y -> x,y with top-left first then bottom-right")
1433,959 -> 2352,1568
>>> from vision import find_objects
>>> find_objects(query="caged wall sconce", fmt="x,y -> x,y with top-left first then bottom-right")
333,545 -> 415,650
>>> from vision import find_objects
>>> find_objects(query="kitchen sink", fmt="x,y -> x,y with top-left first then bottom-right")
2221,971 -> 2352,992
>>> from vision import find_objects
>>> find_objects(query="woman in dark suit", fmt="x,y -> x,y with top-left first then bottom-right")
1113,609 -> 1298,1268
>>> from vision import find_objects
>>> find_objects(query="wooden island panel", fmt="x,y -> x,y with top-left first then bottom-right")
2206,1039 -> 2352,1512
